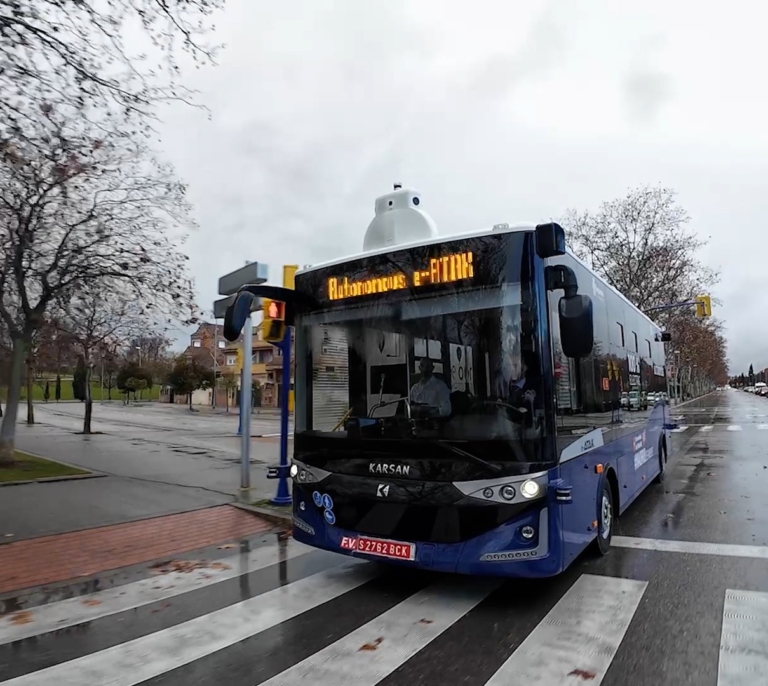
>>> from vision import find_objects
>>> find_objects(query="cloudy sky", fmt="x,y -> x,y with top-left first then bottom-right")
159,0 -> 766,374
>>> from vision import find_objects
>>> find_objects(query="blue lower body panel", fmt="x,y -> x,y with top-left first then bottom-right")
292,492 -> 565,578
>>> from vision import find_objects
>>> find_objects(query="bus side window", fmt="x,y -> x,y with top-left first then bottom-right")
549,260 -> 614,460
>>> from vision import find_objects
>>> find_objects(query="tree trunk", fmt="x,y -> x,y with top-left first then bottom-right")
83,363 -> 93,434
25,353 -> 34,425
0,337 -> 26,465
188,393 -> 193,411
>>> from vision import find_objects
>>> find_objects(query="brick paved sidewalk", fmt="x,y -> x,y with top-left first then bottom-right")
0,505 -> 273,595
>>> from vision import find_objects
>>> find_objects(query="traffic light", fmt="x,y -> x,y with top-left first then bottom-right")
695,295 -> 712,319
262,298 -> 286,342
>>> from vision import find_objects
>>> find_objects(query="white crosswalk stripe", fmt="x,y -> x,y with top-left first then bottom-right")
700,425 -> 714,432
2,563 -> 379,686
727,425 -> 742,431
0,540 -> 312,646
718,590 -> 768,685
671,425 -> 689,432
260,578 -> 500,686
4,554 -> 768,685
484,575 -> 646,685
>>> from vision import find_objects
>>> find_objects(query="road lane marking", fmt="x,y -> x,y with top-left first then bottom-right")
700,425 -> 714,432
484,575 -> 647,685
0,541 -> 311,645
2,562 -> 379,686
614,537 -> 768,560
718,589 -> 768,685
260,578 -> 500,686
670,425 -> 689,433
758,425 -> 768,430
727,425 -> 743,431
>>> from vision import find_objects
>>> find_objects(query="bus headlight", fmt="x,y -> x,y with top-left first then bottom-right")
289,464 -> 299,479
520,480 -> 540,499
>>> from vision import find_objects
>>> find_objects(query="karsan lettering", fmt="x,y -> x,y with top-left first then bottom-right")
369,463 -> 411,476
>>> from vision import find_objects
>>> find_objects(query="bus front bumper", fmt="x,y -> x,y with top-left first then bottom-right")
291,501 -> 563,578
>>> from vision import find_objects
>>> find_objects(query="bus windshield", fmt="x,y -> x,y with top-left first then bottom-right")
295,282 -> 546,463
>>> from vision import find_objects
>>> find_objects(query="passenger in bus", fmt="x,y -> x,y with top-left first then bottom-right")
410,358 -> 452,417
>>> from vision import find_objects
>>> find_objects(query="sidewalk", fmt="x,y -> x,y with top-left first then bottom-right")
0,505 -> 274,596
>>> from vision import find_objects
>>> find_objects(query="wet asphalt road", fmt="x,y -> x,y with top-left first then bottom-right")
3,389 -> 768,686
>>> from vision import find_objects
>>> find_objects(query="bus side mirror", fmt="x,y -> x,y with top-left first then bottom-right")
535,222 -> 566,258
559,294 -> 594,359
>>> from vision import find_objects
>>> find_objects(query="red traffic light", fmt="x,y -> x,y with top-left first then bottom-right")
265,300 -> 285,321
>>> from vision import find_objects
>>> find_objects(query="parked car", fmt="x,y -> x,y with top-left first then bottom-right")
628,390 -> 648,411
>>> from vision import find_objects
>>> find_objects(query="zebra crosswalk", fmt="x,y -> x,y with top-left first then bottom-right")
1,538 -> 768,686
670,423 -> 768,433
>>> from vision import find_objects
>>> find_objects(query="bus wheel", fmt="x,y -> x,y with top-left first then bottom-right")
595,480 -> 614,556
654,437 -> 667,485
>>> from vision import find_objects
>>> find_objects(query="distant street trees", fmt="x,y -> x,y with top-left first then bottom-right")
564,185 -> 728,388
116,363 -> 154,404
167,359 -> 215,411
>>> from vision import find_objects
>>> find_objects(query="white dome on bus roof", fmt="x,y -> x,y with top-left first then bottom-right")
362,184 -> 438,252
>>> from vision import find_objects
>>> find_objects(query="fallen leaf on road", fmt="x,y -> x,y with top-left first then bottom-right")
719,511 -> 727,515
707,472 -> 714,476
568,668 -> 596,680
150,560 -> 229,575
217,544 -> 237,550
81,599 -> 101,607
418,618 -> 433,624
358,637 -> 383,651
9,611 -> 33,625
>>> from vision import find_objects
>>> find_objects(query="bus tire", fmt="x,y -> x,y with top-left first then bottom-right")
595,478 -> 614,556
654,437 -> 667,485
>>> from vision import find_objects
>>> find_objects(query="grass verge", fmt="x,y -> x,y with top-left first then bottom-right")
0,452 -> 90,483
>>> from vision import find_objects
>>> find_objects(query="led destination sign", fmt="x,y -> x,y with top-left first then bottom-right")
327,251 -> 474,301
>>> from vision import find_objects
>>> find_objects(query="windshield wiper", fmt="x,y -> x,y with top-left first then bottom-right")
435,440 -> 503,475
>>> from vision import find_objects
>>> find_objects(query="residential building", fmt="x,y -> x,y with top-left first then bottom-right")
161,322 -> 230,406
221,325 -> 295,408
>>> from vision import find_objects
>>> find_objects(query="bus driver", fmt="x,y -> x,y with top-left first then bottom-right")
410,358 -> 452,417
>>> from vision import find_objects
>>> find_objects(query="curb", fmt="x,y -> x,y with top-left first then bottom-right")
232,502 -> 292,526
0,450 -> 103,488
670,391 -> 716,410
0,472 -> 105,488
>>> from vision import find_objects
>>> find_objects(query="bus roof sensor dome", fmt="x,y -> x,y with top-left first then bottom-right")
362,184 -> 438,252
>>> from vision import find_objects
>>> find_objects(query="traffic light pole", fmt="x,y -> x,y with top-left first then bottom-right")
239,314 -> 253,500
272,327 -> 292,505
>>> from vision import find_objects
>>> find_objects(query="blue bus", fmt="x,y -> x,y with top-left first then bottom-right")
282,187 -> 670,577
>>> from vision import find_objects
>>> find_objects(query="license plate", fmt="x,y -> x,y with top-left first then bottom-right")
339,535 -> 415,561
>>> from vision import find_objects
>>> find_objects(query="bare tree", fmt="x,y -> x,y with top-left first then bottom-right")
0,114 -> 198,464
564,186 -> 719,311
564,185 -> 728,389
55,282 -> 154,433
0,0 -> 224,146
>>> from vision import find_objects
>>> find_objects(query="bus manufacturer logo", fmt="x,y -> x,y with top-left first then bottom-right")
376,484 -> 390,498
369,463 -> 410,476
581,438 -> 594,451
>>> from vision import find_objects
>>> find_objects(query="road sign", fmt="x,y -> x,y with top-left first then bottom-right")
218,262 -> 269,296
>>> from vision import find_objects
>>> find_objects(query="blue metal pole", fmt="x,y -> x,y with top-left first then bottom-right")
272,329 -> 292,505
237,377 -> 242,437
